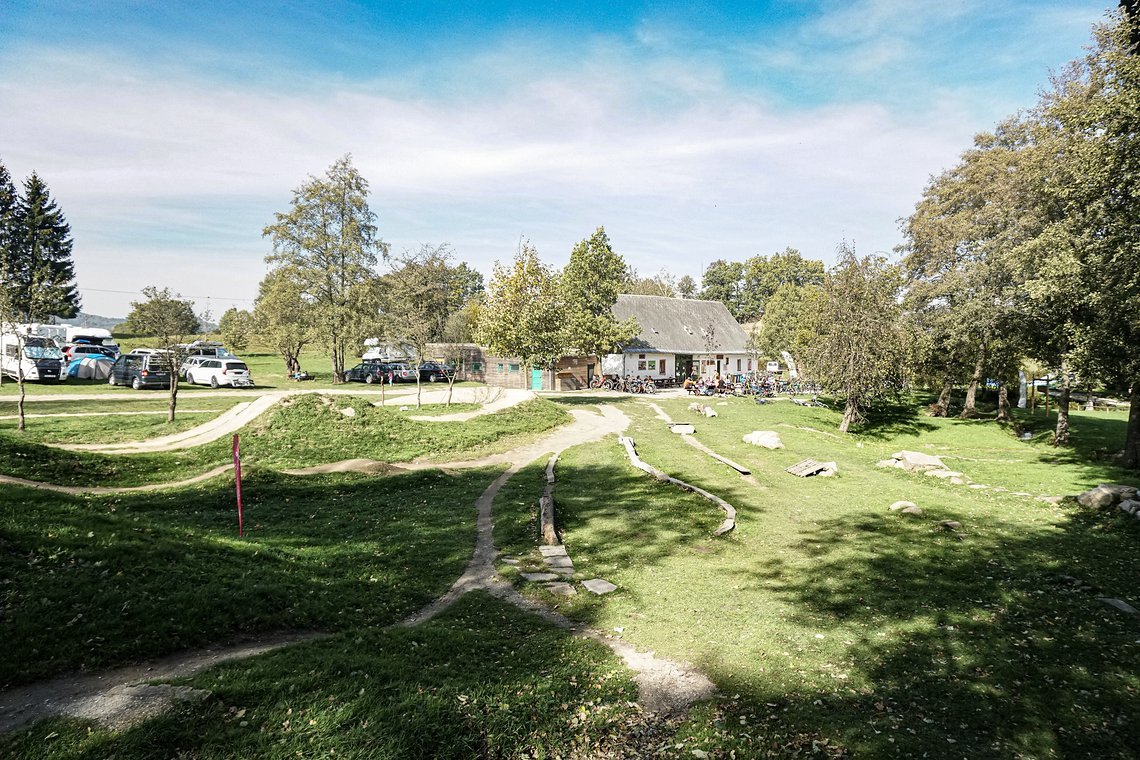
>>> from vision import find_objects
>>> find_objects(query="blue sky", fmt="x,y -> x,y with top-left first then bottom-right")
0,0 -> 1113,317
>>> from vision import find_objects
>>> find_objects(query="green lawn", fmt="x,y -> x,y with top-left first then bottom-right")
537,397 -> 1140,757
0,399 -> 241,444
0,395 -> 570,488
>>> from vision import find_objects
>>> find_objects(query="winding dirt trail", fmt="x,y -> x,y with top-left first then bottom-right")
0,403 -> 720,735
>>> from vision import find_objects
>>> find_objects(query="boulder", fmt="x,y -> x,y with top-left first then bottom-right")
742,430 -> 784,449
889,450 -> 946,472
703,406 -> 718,418
888,500 -> 917,511
937,520 -> 962,531
1077,486 -> 1122,509
1097,484 -> 1139,500
899,505 -> 924,516
1119,499 -> 1140,515
338,406 -> 356,417
816,461 -> 839,477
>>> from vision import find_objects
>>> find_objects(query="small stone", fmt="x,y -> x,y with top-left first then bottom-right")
521,572 -> 561,582
1037,495 -> 1064,504
889,501 -> 917,511
937,520 -> 962,531
545,582 -> 577,596
500,558 -> 520,566
703,406 -> 718,418
949,476 -> 969,486
581,578 -> 618,595
688,402 -> 703,412
969,484 -> 990,490
338,407 -> 356,417
670,423 -> 695,434
899,505 -> 925,516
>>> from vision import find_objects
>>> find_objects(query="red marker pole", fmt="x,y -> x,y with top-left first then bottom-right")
233,433 -> 244,537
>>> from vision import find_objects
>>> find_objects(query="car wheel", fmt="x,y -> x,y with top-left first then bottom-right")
131,376 -> 141,390
428,373 -> 439,383
365,374 -> 374,384
186,373 -> 195,385
108,375 -> 116,386
210,376 -> 219,388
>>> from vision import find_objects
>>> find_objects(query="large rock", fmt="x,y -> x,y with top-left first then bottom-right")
899,505 -> 925,516
1119,499 -> 1140,515
888,500 -> 917,511
889,450 -> 946,472
1097,484 -> 1139,500
743,430 -> 784,449
1077,486 -> 1124,509
702,406 -> 718,418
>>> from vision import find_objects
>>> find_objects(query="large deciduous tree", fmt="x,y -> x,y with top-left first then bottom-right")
262,154 -> 386,382
218,308 -> 254,352
699,259 -> 745,318
476,241 -> 564,388
560,227 -> 638,358
800,247 -> 906,433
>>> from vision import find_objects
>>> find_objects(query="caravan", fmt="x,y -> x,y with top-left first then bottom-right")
1,325 -> 65,382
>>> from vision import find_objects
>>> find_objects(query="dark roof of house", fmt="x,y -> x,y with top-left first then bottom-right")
612,294 -> 750,354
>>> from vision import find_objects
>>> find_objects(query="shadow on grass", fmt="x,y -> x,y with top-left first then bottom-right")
0,593 -> 655,759
0,467 -> 502,690
711,501 -> 1140,757
851,397 -> 939,440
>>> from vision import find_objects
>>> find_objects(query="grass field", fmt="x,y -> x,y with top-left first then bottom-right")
1,391 -> 1137,757
0,399 -> 241,444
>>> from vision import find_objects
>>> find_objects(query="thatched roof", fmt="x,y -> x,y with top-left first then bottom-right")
612,294 -> 750,354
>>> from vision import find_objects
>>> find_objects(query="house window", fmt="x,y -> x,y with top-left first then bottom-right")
647,359 -> 657,370
736,359 -> 741,372
747,359 -> 752,371
508,363 -> 520,372
638,354 -> 646,359
471,362 -> 483,372
638,360 -> 647,370
496,363 -> 504,372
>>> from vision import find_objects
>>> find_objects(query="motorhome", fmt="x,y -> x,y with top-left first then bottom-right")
1,325 -> 65,382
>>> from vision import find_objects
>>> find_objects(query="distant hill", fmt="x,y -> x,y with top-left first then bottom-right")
52,312 -> 125,331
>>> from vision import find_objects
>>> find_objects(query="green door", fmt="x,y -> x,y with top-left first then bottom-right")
530,368 -> 543,390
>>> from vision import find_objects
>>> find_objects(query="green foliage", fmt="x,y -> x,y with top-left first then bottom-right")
698,259 -> 744,317
218,308 -> 253,352
700,250 -> 825,321
476,241 -> 564,377
262,155 -> 388,381
120,286 -> 200,337
559,227 -> 639,357
800,247 -> 906,431
676,274 -> 697,299
253,267 -> 317,374
0,163 -> 80,322
623,268 -> 677,297
754,282 -> 821,359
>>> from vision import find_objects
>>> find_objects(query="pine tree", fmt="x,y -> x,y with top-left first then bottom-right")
5,171 -> 80,321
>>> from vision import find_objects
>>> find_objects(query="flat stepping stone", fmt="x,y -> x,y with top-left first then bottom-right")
786,459 -> 833,477
969,484 -> 989,490
1098,597 -> 1139,616
581,578 -> 618,595
545,582 -> 577,596
539,545 -> 568,558
545,555 -> 574,570
500,558 -> 520,566
521,572 -> 561,582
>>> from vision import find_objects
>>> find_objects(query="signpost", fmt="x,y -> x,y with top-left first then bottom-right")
233,433 -> 244,537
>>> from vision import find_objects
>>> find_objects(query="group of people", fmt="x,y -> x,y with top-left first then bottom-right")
683,373 -> 734,396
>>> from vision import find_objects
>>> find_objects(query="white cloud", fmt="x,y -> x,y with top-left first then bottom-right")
1,40 -> 979,316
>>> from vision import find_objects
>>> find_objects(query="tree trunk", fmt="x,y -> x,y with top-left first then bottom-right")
960,348 -> 985,419
415,372 -> 423,409
16,373 -> 26,432
839,397 -> 858,433
1044,377 -> 1050,419
996,382 -> 1011,422
1054,368 -> 1071,445
1124,384 -> 1140,469
930,379 -> 952,417
167,375 -> 179,423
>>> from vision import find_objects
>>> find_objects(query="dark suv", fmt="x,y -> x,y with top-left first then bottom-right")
108,352 -> 172,390
345,362 -> 390,384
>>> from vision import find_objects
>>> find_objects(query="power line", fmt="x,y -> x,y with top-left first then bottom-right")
78,286 -> 255,303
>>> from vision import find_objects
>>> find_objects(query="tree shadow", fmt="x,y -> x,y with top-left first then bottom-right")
713,502 -> 1140,756
851,399 -> 939,440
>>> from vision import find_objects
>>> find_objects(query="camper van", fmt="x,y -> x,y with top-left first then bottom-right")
1,327 -> 65,382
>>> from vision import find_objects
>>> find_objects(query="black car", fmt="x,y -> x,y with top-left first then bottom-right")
418,361 -> 455,383
345,362 -> 390,384
108,352 -> 172,390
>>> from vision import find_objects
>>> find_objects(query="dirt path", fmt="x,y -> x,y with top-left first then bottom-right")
0,403 -> 719,734
0,632 -> 324,734
0,465 -> 235,495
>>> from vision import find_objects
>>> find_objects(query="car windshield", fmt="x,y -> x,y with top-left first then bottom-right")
24,339 -> 64,360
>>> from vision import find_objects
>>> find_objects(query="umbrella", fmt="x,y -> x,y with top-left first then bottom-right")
67,355 -> 113,380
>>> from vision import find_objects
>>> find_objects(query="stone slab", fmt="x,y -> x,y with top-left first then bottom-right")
545,582 -> 577,596
521,572 -> 561,582
539,545 -> 568,558
582,578 -> 618,595
1097,597 -> 1139,616
545,555 -> 574,569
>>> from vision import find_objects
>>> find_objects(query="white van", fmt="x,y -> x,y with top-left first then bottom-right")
1,329 -> 65,382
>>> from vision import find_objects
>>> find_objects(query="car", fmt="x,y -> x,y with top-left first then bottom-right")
178,355 -> 211,378
185,359 -> 254,388
417,361 -> 455,383
386,362 -> 417,382
65,344 -> 117,361
108,352 -> 172,390
345,362 -> 390,384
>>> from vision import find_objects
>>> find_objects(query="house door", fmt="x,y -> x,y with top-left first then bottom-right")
586,363 -> 595,386
530,368 -> 543,390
